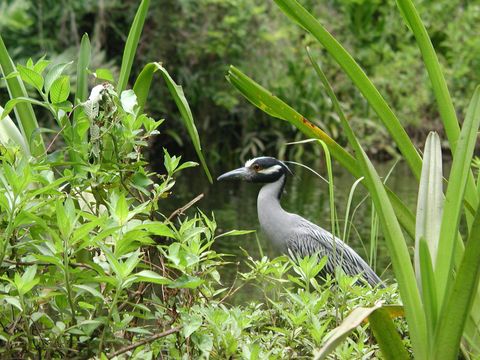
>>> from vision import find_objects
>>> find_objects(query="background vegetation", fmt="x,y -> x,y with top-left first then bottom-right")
1,0 -> 479,163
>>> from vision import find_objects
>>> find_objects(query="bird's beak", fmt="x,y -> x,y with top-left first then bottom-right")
217,167 -> 252,182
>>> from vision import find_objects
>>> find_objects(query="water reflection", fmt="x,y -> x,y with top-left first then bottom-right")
166,159 -> 419,298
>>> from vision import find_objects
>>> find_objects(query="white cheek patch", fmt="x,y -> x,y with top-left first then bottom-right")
259,165 -> 282,174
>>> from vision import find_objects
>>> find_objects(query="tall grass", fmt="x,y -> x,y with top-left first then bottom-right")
227,0 -> 480,358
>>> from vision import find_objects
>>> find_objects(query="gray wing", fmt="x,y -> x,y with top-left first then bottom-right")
286,217 -> 382,287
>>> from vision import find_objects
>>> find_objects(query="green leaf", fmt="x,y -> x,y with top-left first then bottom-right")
435,87 -> 480,309
95,68 -> 114,82
1,96 -> 49,120
139,222 -> 176,238
133,63 -> 212,182
17,265 -> 39,295
305,58 -> 428,358
215,229 -> 256,239
49,75 -> 70,104
117,0 -> 150,93
418,237 -> 438,334
73,284 -> 105,301
434,206 -> 480,359
44,61 -> 73,93
74,34 -> 91,149
120,89 -> 137,116
369,307 -> 410,360
115,193 -> 129,225
33,56 -> 51,74
17,64 -> 43,91
4,296 -> 22,311
169,275 -> 204,289
132,63 -> 155,113
155,63 -> 212,183
396,0 -> 478,228
134,270 -> 171,285
182,313 -> 202,338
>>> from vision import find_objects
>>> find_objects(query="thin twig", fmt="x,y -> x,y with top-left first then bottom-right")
167,193 -> 204,221
108,326 -> 182,358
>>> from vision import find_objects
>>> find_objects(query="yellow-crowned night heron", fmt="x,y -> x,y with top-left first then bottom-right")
218,156 -> 382,287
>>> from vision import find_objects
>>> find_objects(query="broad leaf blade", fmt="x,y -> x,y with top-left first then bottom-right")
434,205 -> 480,359
306,58 -> 428,359
415,132 -> 443,280
155,63 -> 212,183
436,87 -> 480,309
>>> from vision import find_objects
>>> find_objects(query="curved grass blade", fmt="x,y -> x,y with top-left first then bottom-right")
0,35 -> 45,157
434,205 -> 480,360
133,62 -> 212,183
133,62 -> 155,113
227,65 -> 415,238
116,0 -> 150,93
435,87 -> 480,316
369,306 -> 410,360
273,0 -> 422,180
419,237 -> 438,337
74,34 -> 91,125
396,0 -> 478,229
306,56 -> 428,358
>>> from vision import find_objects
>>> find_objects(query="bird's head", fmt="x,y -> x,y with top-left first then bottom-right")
217,157 -> 291,183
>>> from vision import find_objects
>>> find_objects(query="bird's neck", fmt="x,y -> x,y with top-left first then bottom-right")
258,174 -> 286,202
257,174 -> 289,249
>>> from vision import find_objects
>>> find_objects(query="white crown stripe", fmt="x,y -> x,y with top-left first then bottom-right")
258,165 -> 283,174
244,157 -> 270,167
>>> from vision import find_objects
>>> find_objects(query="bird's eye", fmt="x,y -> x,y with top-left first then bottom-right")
252,164 -> 261,171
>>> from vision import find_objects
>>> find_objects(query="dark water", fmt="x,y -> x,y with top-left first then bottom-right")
166,159 -> 419,296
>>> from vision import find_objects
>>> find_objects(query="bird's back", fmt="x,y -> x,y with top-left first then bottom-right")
282,214 -> 382,287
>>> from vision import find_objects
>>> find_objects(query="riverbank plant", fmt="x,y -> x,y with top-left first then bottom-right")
227,0 -> 480,359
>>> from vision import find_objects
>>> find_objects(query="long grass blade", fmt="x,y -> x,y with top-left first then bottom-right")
396,0 -> 478,229
369,307 -> 410,360
134,63 -> 212,183
273,0 -> 422,179
116,0 -> 150,93
307,57 -> 428,358
133,62 -> 155,113
0,35 -> 44,157
74,34 -> 91,126
434,205 -> 480,359
419,237 -> 438,337
436,87 -> 480,309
